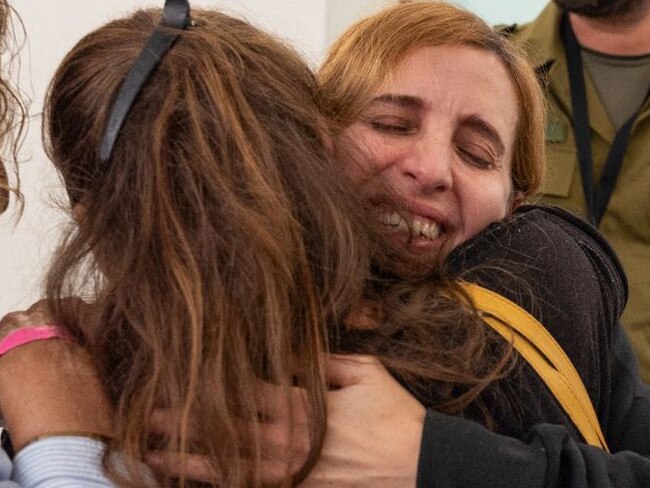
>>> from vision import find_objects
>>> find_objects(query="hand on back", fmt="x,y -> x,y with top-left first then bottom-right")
147,355 -> 425,487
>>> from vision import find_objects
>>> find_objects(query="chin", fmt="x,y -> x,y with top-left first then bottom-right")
389,231 -> 447,260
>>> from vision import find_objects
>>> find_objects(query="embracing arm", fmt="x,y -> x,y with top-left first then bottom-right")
314,355 -> 650,488
418,409 -> 650,488
605,327 -> 650,456
0,304 -> 117,487
416,327 -> 650,488
147,351 -> 650,488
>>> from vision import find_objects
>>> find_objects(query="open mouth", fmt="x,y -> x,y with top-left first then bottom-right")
378,210 -> 443,241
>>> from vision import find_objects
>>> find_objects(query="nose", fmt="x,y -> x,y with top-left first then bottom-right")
398,135 -> 453,195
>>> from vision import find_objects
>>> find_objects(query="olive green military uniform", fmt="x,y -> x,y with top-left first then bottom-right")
506,3 -> 650,381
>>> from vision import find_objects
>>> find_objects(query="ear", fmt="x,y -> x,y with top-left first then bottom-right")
509,190 -> 525,214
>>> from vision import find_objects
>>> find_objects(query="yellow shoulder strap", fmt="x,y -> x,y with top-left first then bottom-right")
461,282 -> 609,452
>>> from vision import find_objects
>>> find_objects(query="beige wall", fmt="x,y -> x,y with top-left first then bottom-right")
453,0 -> 547,24
327,0 -> 396,44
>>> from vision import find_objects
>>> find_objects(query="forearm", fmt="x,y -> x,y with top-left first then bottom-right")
605,327 -> 650,455
418,409 -> 650,488
0,340 -> 113,451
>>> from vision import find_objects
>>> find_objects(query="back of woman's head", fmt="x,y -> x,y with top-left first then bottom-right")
45,7 -> 371,487
319,0 -> 546,198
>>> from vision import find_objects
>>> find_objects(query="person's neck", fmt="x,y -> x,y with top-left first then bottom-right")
569,5 -> 650,56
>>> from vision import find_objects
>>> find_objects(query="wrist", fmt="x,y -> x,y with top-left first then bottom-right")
0,340 -> 113,451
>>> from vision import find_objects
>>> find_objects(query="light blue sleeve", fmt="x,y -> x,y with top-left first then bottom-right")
0,443 -> 19,488
10,437 -> 116,487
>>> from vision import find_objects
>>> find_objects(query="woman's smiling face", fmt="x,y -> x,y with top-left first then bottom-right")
336,44 -> 521,256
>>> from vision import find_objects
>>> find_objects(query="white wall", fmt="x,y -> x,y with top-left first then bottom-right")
327,0 -> 395,43
0,0 -> 333,316
453,0 -> 548,25
0,0 -> 399,316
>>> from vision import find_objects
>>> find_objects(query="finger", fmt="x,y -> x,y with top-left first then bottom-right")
146,451 -> 294,485
148,419 -> 309,466
258,420 -> 310,461
149,406 -> 310,454
152,382 -> 308,427
25,298 -> 63,326
234,421 -> 310,468
149,409 -> 175,437
325,354 -> 381,388
255,381 -> 309,422
151,380 -> 309,437
0,304 -> 55,339
146,451 -> 220,484
25,299 -> 51,316
1,307 -> 51,330
149,408 -> 205,442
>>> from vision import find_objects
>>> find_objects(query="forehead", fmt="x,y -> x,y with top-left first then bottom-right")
376,45 -> 519,147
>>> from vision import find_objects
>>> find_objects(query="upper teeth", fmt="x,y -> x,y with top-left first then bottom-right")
379,212 -> 441,240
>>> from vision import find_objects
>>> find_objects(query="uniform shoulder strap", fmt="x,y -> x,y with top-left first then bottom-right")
461,282 -> 609,451
495,23 -> 518,37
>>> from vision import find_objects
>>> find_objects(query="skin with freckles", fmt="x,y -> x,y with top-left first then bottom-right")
336,45 -> 521,256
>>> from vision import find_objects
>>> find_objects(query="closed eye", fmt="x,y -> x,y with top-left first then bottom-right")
370,120 -> 417,135
457,147 -> 495,169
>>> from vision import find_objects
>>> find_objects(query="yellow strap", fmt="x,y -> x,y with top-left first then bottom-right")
462,282 -> 609,451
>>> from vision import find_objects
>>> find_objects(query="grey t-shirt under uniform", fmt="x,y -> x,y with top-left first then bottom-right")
582,48 -> 650,130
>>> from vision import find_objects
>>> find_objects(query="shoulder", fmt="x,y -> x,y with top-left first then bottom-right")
495,23 -> 519,37
513,205 -> 627,292
494,17 -> 535,44
494,4 -> 564,67
454,204 -> 624,269
448,204 -> 627,322
449,205 -> 625,414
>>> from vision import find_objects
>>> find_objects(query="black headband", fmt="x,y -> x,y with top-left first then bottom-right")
98,0 -> 191,164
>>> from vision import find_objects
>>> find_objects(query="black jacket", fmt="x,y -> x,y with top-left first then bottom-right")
416,205 -> 650,487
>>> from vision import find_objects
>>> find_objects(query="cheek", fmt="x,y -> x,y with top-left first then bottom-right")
334,127 -> 399,183
457,175 -> 512,242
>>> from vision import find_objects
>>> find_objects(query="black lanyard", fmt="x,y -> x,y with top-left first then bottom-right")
560,13 -> 645,227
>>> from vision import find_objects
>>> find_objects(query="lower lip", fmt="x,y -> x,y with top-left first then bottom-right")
387,229 -> 444,251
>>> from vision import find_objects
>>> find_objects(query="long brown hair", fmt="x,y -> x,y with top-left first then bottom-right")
319,0 -> 546,198
44,7 -> 512,487
0,0 -> 26,214
45,8 -> 367,486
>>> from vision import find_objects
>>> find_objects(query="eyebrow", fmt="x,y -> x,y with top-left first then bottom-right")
369,94 -> 425,109
459,114 -> 506,158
